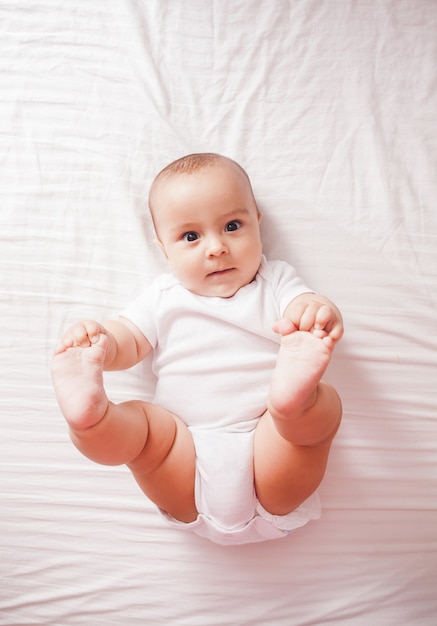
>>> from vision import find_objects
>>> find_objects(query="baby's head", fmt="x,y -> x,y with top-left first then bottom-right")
149,153 -> 263,298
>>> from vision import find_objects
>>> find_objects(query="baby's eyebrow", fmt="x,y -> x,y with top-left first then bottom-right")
170,222 -> 199,235
223,207 -> 250,217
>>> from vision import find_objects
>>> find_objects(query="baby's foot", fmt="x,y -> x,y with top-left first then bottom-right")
268,330 -> 334,420
51,335 -> 109,431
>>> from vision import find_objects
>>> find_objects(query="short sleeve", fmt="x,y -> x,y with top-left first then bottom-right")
259,258 -> 313,316
119,276 -> 167,348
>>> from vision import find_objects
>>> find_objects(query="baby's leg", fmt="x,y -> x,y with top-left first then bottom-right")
253,331 -> 341,516
51,337 -> 197,522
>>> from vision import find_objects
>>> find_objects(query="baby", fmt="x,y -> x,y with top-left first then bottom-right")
52,153 -> 343,545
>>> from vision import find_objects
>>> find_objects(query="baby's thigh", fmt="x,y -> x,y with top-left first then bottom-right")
127,403 -> 197,523
253,413 -> 329,516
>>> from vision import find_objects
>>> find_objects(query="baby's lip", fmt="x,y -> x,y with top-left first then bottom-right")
207,267 -> 235,276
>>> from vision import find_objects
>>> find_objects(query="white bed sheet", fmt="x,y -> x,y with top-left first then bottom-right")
1,1 -> 436,624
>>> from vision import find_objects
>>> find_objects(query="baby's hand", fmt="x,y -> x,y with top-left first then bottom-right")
273,294 -> 344,342
54,320 -> 106,354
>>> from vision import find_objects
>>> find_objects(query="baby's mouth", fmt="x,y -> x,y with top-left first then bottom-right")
208,267 -> 234,277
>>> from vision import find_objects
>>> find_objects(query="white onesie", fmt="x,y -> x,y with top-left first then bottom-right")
121,256 -> 321,544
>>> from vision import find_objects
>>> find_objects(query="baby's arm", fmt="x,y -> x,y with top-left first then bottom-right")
54,317 -> 152,370
274,293 -> 344,345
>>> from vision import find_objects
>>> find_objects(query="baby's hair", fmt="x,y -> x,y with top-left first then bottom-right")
153,152 -> 248,181
148,152 -> 258,234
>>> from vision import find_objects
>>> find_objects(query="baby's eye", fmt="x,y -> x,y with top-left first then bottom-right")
225,220 -> 241,232
183,231 -> 199,242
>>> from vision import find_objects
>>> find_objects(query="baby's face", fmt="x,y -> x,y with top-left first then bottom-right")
152,163 -> 263,298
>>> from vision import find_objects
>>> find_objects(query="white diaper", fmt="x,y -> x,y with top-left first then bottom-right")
158,424 -> 321,546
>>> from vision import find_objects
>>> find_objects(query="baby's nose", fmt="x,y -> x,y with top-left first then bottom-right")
206,234 -> 228,256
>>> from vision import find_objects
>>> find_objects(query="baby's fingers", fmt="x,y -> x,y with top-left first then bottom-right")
328,319 -> 344,342
75,320 -> 103,346
314,306 -> 344,341
57,320 -> 103,352
273,317 -> 297,336
298,301 -> 321,332
314,305 -> 334,331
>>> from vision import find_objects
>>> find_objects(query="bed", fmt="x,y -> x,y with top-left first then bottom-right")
1,1 -> 436,624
